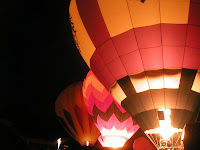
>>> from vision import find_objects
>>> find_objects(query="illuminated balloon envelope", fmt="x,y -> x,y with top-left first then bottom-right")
55,82 -> 100,146
83,70 -> 139,148
69,0 -> 200,149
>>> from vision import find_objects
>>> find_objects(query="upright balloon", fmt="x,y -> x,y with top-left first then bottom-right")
82,70 -> 139,148
69,0 -> 200,149
55,82 -> 100,146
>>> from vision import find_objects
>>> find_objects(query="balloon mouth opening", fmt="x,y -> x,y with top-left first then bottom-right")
145,129 -> 184,149
145,127 -> 183,140
98,135 -> 128,148
143,109 -> 185,149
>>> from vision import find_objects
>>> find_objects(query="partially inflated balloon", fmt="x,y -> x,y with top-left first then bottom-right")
55,82 -> 100,146
83,71 -> 139,148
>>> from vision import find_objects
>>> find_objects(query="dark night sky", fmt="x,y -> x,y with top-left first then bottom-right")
1,0 -> 89,144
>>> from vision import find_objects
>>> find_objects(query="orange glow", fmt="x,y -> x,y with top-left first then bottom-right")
86,141 -> 89,146
130,73 -> 149,93
110,82 -> 127,104
192,71 -> 200,93
147,70 -> 164,90
158,109 -> 183,140
145,109 -> 183,140
130,69 -> 182,93
98,126 -> 134,148
164,69 -> 181,89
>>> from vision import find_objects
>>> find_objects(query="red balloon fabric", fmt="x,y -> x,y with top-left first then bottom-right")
133,137 -> 156,150
69,0 -> 200,133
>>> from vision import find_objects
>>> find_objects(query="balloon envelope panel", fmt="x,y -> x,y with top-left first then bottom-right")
70,0 -> 200,133
83,71 -> 139,148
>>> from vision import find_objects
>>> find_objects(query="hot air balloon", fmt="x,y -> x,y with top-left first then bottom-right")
82,70 -> 139,148
69,0 -> 200,149
55,82 -> 100,147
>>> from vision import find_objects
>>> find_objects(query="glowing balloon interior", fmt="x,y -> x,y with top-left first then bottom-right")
83,71 -> 139,148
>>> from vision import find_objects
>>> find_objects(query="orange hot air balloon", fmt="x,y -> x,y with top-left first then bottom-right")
69,0 -> 200,149
55,82 -> 100,146
82,70 -> 139,148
